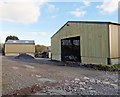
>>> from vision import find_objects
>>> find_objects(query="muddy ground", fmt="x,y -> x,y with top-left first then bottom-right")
2,56 -> 119,96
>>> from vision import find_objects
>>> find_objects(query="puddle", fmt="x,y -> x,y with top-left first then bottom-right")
24,65 -> 35,69
38,78 -> 56,83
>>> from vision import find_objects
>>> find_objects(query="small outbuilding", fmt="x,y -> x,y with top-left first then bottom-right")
5,40 -> 35,57
51,21 -> 120,65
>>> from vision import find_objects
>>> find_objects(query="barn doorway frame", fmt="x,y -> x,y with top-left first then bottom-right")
61,36 -> 81,62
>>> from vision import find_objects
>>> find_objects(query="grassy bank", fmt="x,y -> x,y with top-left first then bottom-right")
82,64 -> 120,71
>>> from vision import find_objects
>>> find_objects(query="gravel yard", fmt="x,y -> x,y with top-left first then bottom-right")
2,56 -> 119,96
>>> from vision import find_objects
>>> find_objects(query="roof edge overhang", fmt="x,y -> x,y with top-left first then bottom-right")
5,40 -> 35,45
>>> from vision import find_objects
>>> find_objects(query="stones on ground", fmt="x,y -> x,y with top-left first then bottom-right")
10,76 -> 119,95
96,79 -> 101,83
89,78 -> 96,83
24,65 -> 35,69
38,78 -> 56,83
102,81 -> 110,85
55,86 -> 62,90
4,66 -> 118,96
64,83 -> 69,86
83,76 -> 89,80
74,78 -> 80,84
12,66 -> 19,70
65,80 -> 69,83
80,87 -> 85,91
85,80 -> 89,83
35,75 -> 41,78
110,84 -> 118,89
47,89 -> 73,95
79,82 -> 85,85
88,86 -> 93,90
34,92 -> 48,95
74,78 -> 80,81
89,90 -> 97,95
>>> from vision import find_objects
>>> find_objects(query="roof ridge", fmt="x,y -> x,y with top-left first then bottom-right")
67,21 -> 119,25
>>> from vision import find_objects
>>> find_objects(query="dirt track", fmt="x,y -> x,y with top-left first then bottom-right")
2,56 -> 119,96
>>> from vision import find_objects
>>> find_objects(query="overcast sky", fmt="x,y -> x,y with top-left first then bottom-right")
0,0 -> 119,46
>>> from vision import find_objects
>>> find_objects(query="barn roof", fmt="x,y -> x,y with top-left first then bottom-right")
5,40 -> 35,44
51,21 -> 120,38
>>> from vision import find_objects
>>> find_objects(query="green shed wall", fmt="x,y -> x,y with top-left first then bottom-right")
109,24 -> 120,64
51,22 -> 109,64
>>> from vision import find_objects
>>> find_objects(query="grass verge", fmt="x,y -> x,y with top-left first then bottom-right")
81,64 -> 120,71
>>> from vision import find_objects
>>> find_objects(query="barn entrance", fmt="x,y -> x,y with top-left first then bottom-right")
61,36 -> 81,62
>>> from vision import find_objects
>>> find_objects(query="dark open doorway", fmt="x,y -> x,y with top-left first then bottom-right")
61,36 -> 81,62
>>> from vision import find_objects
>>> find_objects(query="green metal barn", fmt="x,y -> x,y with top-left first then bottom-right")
51,21 -> 120,65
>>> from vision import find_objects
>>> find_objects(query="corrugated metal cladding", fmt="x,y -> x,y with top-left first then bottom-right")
109,24 -> 120,64
51,21 -> 120,65
5,40 -> 35,57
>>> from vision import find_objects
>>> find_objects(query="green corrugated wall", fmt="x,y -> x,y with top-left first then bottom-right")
51,22 -> 109,64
